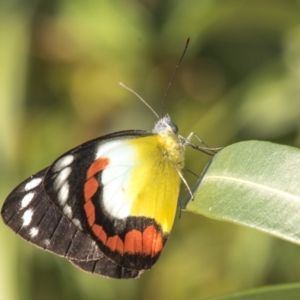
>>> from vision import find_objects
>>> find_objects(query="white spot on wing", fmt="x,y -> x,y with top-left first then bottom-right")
43,239 -> 50,247
29,227 -> 39,237
101,143 -> 136,218
95,140 -> 124,159
53,167 -> 71,190
106,195 -> 131,219
101,166 -> 131,185
58,183 -> 69,206
22,209 -> 34,227
63,205 -> 72,218
53,155 -> 74,172
24,177 -> 42,191
20,192 -> 35,209
72,218 -> 82,230
102,172 -> 131,216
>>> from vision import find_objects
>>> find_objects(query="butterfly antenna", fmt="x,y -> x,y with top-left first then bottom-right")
161,37 -> 190,117
119,82 -> 159,119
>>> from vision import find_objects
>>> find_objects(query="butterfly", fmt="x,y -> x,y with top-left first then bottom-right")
1,112 -> 218,278
1,39 -> 221,279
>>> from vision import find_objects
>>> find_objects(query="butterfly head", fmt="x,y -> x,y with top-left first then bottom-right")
152,115 -> 178,135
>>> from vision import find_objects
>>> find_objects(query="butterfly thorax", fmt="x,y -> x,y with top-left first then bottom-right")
152,116 -> 185,170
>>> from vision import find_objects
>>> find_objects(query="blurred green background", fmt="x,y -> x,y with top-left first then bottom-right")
1,1 -> 300,299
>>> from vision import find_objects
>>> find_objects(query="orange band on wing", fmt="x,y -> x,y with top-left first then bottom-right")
107,235 -> 124,255
143,225 -> 163,257
92,224 -> 164,257
84,177 -> 98,201
83,158 -> 109,230
84,200 -> 95,226
124,230 -> 143,254
87,158 -> 109,179
92,224 -> 107,244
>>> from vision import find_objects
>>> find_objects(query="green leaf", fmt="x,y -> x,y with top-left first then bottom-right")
199,283 -> 300,300
186,141 -> 300,245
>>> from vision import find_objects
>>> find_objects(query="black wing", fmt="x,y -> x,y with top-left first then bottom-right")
1,168 -> 142,279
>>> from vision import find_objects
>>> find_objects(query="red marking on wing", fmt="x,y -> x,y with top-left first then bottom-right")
92,223 -> 164,257
87,158 -> 109,179
83,177 -> 98,228
115,235 -> 124,255
107,235 -> 124,255
124,230 -> 143,254
84,200 -> 95,226
92,224 -> 107,244
143,225 -> 163,257
84,177 -> 98,202
151,229 -> 163,257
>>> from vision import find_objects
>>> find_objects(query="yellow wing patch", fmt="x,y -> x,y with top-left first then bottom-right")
127,133 -> 185,234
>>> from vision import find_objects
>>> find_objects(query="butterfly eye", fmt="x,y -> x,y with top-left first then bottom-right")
153,116 -> 179,134
172,123 -> 178,133
165,118 -> 178,134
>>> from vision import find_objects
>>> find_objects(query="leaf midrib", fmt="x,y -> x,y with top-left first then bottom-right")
204,175 -> 300,202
